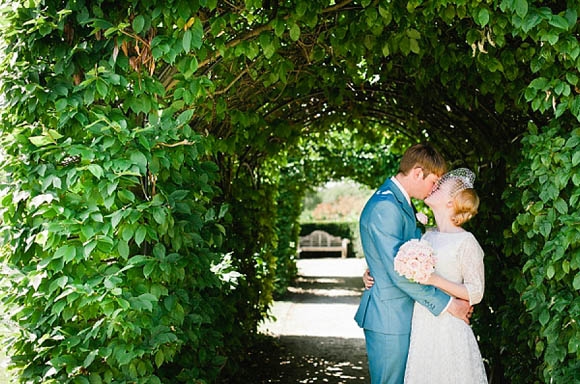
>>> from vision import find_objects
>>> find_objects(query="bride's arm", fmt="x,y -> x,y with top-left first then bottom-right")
422,274 -> 470,301
424,235 -> 486,305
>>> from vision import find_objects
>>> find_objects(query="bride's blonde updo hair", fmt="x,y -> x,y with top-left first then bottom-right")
451,188 -> 479,226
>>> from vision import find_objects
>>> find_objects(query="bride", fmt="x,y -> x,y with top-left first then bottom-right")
363,168 -> 488,383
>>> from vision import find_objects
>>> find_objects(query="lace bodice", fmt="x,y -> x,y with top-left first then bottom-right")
422,230 -> 485,305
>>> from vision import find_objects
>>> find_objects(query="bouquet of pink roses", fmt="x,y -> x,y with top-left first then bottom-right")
394,239 -> 437,283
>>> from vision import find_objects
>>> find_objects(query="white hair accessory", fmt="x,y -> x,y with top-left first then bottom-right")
436,168 -> 476,197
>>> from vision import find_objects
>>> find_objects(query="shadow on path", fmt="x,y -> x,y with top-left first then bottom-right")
231,258 -> 370,384
231,335 -> 368,384
281,276 -> 365,305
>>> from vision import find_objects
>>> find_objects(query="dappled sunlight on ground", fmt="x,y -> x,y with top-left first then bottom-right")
250,258 -> 370,383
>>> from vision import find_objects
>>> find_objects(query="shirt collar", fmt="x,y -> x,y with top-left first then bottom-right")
390,176 -> 412,207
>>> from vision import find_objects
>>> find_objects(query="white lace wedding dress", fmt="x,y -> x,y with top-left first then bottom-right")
404,230 -> 488,384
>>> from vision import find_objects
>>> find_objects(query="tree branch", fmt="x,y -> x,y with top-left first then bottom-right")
215,67 -> 249,95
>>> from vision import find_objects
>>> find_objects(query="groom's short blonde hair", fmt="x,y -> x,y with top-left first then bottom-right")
399,143 -> 447,178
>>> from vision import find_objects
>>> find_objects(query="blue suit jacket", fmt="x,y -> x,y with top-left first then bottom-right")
354,178 -> 450,335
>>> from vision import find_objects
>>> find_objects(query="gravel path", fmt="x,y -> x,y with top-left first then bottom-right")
254,258 -> 370,384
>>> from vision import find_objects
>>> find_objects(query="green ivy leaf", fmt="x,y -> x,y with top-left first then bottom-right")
546,264 -> 555,279
562,260 -> 570,274
218,204 -> 229,219
57,245 -> 76,262
522,13 -> 541,33
122,226 -> 135,242
74,376 -> 90,384
399,36 -> 411,55
135,226 -> 147,246
406,29 -> 420,39
55,98 -> 68,112
153,208 -> 166,225
189,56 -> 199,74
155,350 -> 164,367
573,272 -> 580,290
382,43 -> 390,57
118,240 -> 129,259
130,150 -> 148,173
296,1 -> 308,16
84,241 -> 97,259
29,136 -> 54,147
554,198 -> 568,214
289,24 -> 300,41
572,151 -> 580,167
183,30 -> 192,53
409,39 -> 420,54
548,15 -> 569,30
564,8 -> 578,27
571,97 -> 580,121
566,72 -> 579,86
91,213 -> 104,223
207,0 -> 217,10
539,308 -> 550,325
84,350 -> 99,368
514,0 -> 528,18
144,261 -> 155,278
529,77 -> 547,90
539,221 -> 552,238
191,19 -> 203,49
274,19 -> 285,37
118,189 -> 135,203
569,336 -> 580,353
87,164 -> 104,179
96,79 -> 108,98
444,6 -> 455,21
177,109 -> 194,126
133,15 -> 145,33
478,9 -> 490,26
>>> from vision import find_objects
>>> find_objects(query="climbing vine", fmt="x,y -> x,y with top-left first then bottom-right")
0,0 -> 578,382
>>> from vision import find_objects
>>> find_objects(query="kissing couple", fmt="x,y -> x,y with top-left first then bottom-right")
354,144 -> 488,384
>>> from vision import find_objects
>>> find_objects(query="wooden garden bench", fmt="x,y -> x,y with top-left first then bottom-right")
298,230 -> 350,258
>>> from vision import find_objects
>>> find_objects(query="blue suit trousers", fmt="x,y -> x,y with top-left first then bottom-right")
364,329 -> 410,384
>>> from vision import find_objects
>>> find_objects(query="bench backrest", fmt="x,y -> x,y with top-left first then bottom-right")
299,230 -> 345,247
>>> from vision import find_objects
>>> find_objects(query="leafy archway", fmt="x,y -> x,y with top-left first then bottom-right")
0,0 -> 578,383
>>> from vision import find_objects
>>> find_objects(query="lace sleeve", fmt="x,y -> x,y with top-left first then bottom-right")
459,234 -> 485,305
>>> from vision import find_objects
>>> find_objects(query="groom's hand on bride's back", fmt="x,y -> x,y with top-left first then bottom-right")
363,269 -> 374,290
447,298 -> 472,325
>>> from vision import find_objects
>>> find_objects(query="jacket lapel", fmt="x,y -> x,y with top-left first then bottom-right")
383,179 -> 416,222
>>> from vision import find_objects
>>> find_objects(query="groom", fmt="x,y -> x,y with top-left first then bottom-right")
354,144 -> 471,384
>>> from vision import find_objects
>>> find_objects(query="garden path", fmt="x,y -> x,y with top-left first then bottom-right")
249,257 -> 370,383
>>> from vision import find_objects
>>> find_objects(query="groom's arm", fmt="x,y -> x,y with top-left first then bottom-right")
368,201 -> 451,316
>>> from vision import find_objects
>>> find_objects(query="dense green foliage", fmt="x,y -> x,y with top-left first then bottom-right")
0,0 -> 579,382
505,122 -> 580,382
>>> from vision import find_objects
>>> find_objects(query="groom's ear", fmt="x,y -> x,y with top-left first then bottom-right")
411,166 -> 423,180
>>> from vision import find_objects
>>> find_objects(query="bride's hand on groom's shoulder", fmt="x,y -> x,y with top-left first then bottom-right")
363,269 -> 374,290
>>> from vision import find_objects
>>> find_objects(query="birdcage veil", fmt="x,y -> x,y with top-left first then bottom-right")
436,168 -> 476,196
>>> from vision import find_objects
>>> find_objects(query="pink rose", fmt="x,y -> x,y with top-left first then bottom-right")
416,212 -> 428,225
394,239 -> 436,283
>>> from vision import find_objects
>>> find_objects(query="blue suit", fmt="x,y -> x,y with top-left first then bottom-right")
354,178 -> 450,384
